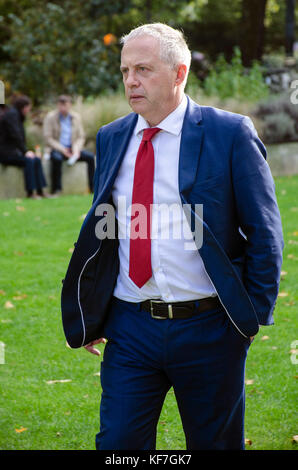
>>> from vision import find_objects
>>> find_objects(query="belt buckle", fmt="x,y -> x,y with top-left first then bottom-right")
150,300 -> 173,319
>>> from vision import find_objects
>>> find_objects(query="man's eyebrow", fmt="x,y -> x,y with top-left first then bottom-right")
120,63 -> 152,71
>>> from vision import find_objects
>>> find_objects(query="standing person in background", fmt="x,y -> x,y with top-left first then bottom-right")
0,95 -> 48,199
43,95 -> 95,196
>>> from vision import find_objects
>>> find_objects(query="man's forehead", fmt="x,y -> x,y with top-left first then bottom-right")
121,36 -> 160,60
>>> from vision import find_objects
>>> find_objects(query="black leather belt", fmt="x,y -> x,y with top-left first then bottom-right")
140,296 -> 221,319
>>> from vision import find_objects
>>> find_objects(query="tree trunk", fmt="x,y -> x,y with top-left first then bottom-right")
145,0 -> 153,23
240,0 -> 268,66
285,0 -> 296,56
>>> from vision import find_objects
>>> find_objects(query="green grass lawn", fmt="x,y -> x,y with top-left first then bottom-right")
0,175 -> 297,450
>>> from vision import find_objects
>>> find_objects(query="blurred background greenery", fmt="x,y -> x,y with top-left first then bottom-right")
0,0 -> 297,150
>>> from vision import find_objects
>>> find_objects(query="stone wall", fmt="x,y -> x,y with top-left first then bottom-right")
0,143 -> 297,199
266,143 -> 298,177
0,159 -> 89,199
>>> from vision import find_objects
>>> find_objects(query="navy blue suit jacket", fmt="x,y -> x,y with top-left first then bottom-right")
61,96 -> 284,348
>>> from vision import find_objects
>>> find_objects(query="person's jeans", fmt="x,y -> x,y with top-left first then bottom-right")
96,296 -> 251,450
0,153 -> 47,194
50,149 -> 95,193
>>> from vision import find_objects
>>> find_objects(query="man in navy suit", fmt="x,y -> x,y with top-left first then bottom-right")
61,23 -> 283,450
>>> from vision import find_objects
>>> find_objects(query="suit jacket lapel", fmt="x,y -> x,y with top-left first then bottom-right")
179,96 -> 203,195
94,112 -> 138,205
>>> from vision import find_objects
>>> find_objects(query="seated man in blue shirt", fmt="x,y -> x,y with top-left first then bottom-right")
43,95 -> 95,196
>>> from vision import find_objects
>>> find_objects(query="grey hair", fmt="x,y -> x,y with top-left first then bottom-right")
120,23 -> 191,73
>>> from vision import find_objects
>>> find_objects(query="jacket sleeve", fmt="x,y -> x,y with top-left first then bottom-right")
232,116 -> 284,326
3,110 -> 27,154
43,113 -> 65,154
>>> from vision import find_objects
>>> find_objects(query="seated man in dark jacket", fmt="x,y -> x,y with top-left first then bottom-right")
0,95 -> 49,199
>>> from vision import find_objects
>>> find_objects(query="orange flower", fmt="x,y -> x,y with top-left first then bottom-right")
103,33 -> 117,46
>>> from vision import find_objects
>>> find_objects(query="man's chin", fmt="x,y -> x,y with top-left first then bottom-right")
129,99 -> 148,114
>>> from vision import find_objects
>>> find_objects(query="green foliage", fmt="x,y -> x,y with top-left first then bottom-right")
0,0 -> 293,104
0,1 -> 122,104
203,47 -> 269,102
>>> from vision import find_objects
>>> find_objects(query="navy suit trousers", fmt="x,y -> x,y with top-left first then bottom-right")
96,296 -> 251,450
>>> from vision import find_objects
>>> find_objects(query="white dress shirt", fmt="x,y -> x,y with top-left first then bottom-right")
112,94 -> 216,302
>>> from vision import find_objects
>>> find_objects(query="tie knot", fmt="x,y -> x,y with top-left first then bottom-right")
142,127 -> 161,142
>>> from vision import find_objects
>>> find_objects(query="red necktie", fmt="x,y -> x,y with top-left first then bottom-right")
129,127 -> 161,288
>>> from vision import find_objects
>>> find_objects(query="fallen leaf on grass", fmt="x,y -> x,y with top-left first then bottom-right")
45,379 -> 72,385
13,251 -> 24,257
292,231 -> 298,236
1,319 -> 12,323
93,371 -> 101,376
245,379 -> 254,385
278,292 -> 288,297
287,254 -> 298,260
15,427 -> 27,433
68,247 -> 74,253
261,335 -> 270,341
12,293 -> 27,300
16,206 -> 25,212
0,290 -> 6,296
245,439 -> 252,446
292,435 -> 298,443
3,212 -> 10,216
288,240 -> 298,245
4,301 -> 14,309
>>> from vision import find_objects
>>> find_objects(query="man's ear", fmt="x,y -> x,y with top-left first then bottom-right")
175,64 -> 187,86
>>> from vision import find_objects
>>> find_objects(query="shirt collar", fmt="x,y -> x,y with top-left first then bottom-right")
134,94 -> 187,137
59,111 -> 72,121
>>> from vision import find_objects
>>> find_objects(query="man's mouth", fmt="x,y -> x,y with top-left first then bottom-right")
130,95 -> 145,101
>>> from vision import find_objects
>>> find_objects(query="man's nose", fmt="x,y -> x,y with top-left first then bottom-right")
125,71 -> 139,88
